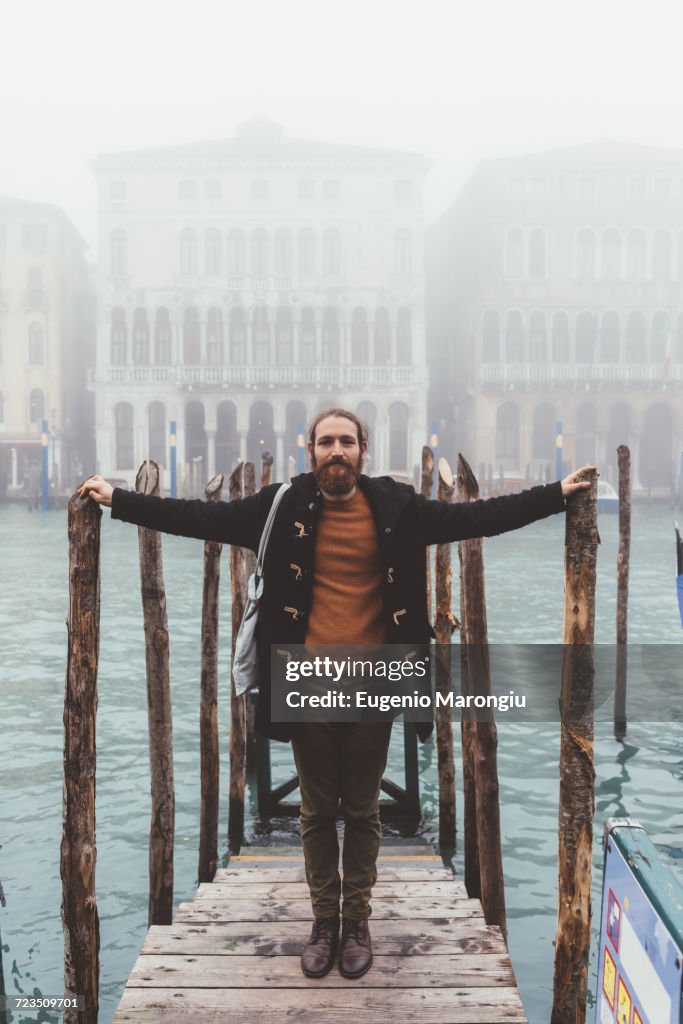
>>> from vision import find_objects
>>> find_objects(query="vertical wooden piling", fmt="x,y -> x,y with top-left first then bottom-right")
614,446 -> 630,740
261,450 -> 273,489
228,462 -> 247,850
62,490 -> 101,1024
435,457 -> 457,852
242,462 -> 257,760
457,454 -> 507,943
551,468 -> 598,1024
421,445 -> 434,617
136,460 -> 174,926
199,473 -> 224,884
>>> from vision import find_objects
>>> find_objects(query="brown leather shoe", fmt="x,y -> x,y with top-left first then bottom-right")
339,917 -> 373,978
300,916 -> 340,978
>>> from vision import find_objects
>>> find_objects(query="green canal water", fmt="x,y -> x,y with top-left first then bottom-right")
1,499 -> 681,1022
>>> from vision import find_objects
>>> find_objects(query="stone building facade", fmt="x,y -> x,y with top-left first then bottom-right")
428,141 -> 683,494
91,118 -> 430,488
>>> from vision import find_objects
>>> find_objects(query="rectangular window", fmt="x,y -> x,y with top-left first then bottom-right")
251,180 -> 269,199
508,178 -> 526,199
178,180 -> 197,199
323,179 -> 340,199
298,180 -> 315,199
394,180 -> 413,202
629,176 -> 647,200
22,224 -> 48,250
204,179 -> 222,199
653,176 -> 671,199
530,177 -> 547,199
579,177 -> 596,201
110,180 -> 127,200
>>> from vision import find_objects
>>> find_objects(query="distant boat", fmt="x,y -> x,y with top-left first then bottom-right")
597,480 -> 619,513
676,523 -> 683,628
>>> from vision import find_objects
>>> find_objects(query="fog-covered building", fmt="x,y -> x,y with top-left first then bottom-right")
428,141 -> 683,493
91,117 -> 430,487
0,197 -> 93,496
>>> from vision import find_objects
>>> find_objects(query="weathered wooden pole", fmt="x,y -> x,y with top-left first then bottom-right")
457,454 -> 507,943
551,468 -> 598,1024
457,545 -> 480,900
261,450 -> 273,489
199,473 -> 224,884
243,463 -> 258,760
435,457 -> 457,852
61,490 -> 101,1024
136,460 -> 174,926
615,447 -> 630,740
421,445 -> 434,617
228,462 -> 247,850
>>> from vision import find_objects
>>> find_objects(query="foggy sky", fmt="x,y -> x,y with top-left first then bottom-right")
2,0 -> 682,253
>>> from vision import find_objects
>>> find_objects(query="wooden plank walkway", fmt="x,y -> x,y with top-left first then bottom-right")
113,846 -> 528,1023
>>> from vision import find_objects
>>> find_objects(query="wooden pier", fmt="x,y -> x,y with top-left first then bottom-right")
112,845 -> 527,1023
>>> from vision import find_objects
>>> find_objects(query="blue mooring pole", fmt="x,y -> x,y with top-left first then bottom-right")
555,421 -> 563,480
170,420 -> 177,498
41,419 -> 49,511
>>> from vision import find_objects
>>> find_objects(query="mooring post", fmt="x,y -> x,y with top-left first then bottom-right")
260,450 -> 273,489
435,457 -> 457,853
615,446 -> 631,741
228,462 -> 247,850
421,445 -> 434,618
457,454 -> 507,943
551,468 -> 598,1024
135,460 -> 175,926
242,463 -> 258,765
61,489 -> 101,1024
199,473 -> 224,884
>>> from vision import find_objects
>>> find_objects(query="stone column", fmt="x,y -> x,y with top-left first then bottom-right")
276,431 -> 285,481
206,429 -> 216,479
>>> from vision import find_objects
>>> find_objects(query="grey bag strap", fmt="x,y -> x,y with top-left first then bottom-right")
255,483 -> 290,578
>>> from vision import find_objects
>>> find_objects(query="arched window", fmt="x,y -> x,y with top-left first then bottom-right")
132,307 -> 149,365
601,229 -> 621,279
110,230 -> 127,276
528,229 -> 546,278
357,402 -> 376,447
205,229 -> 222,275
247,401 -> 275,472
394,230 -> 412,275
230,307 -> 246,363
252,306 -> 270,364
110,308 -> 127,365
251,229 -> 268,276
351,307 -> 368,364
532,403 -> 555,464
275,306 -> 293,365
183,307 -> 200,363
552,312 -> 570,362
495,403 -> 519,466
626,229 -> 646,280
625,311 -> 646,362
396,308 -> 412,364
115,402 -> 134,468
575,311 -> 596,363
28,322 -> 44,365
374,308 -> 391,365
576,229 -> 596,279
273,229 -> 292,276
298,229 -> 316,277
651,310 -> 668,363
388,402 -> 409,471
27,267 -> 43,307
216,401 -> 238,474
185,400 -> 207,473
505,228 -> 524,278
482,310 -> 501,362
154,307 -> 171,364
300,307 -> 316,366
652,230 -> 672,281
529,311 -> 547,361
180,229 -> 197,276
576,402 -> 597,466
322,228 -> 340,275
206,307 -> 223,365
599,311 -> 619,363
29,388 -> 45,424
148,402 -> 166,466
505,310 -> 524,362
227,230 -> 245,275
322,307 -> 339,364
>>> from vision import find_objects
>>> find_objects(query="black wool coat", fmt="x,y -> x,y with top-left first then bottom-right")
111,473 -> 566,742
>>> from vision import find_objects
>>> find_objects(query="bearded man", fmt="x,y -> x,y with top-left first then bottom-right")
80,408 -> 592,981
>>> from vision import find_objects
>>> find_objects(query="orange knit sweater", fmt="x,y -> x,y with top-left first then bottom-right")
305,488 -> 387,646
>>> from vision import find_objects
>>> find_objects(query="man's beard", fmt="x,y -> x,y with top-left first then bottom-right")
312,456 -> 362,496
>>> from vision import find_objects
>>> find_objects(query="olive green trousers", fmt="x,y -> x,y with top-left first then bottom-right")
290,721 -> 393,921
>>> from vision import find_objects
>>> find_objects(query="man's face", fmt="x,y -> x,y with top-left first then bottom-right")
309,415 -> 366,495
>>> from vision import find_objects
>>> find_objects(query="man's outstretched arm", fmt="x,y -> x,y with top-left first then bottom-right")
78,474 -> 275,550
418,466 -> 596,545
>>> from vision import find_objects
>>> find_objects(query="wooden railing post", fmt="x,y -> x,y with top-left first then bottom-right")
421,446 -> 434,618
228,462 -> 247,851
551,468 -> 598,1024
199,473 -> 224,884
62,490 -> 101,1024
435,457 -> 457,853
136,460 -> 174,926
457,454 -> 507,943
615,446 -> 631,740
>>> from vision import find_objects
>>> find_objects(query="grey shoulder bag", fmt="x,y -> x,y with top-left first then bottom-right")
232,483 -> 291,696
